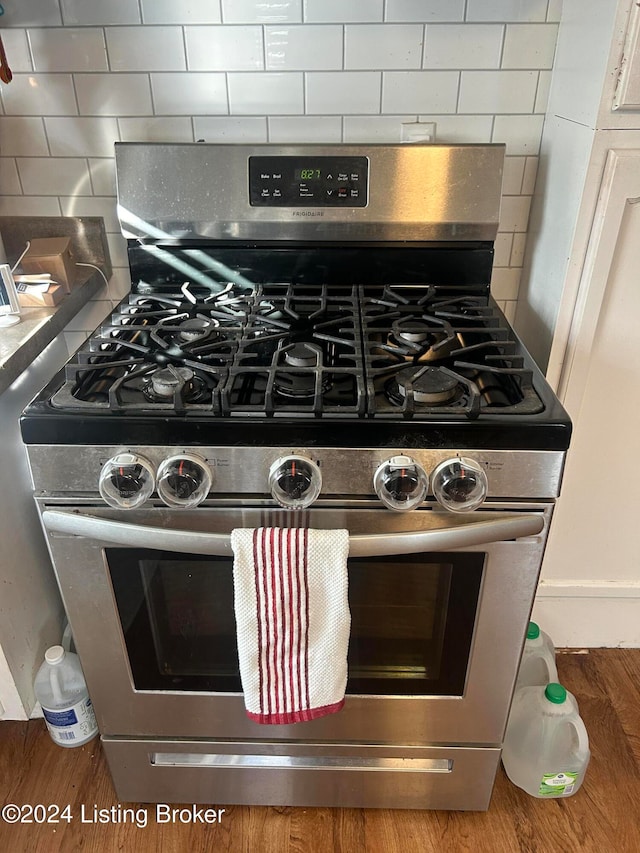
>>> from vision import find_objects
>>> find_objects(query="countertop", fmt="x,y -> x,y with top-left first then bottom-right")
0,269 -> 103,396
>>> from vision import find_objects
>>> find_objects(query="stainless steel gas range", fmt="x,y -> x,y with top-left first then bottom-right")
21,143 -> 571,811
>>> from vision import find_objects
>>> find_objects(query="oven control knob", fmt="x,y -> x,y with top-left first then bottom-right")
157,453 -> 213,507
431,457 -> 488,513
99,453 -> 155,509
374,456 -> 429,512
269,455 -> 322,510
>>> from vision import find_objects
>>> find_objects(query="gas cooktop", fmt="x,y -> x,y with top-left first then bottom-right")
21,143 -> 571,451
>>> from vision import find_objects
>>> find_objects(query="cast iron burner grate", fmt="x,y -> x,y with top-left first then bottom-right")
222,284 -> 366,417
49,281 -> 543,420
362,286 -> 543,419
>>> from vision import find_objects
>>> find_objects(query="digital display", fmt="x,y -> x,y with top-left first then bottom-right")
249,156 -> 368,207
295,168 -> 322,181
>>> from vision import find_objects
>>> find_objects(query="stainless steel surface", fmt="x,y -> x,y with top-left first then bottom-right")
42,507 -> 544,556
115,143 -> 505,242
152,753 -> 452,771
26,445 -> 566,500
35,500 -> 552,745
103,738 -> 500,809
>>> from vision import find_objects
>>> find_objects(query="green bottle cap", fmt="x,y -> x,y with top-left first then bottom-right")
527,622 -> 540,640
545,683 -> 567,704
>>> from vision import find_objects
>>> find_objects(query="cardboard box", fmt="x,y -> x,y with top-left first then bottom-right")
17,282 -> 66,307
20,237 -> 76,292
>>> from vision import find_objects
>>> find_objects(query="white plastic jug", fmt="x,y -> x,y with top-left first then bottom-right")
34,645 -> 98,748
515,621 -> 558,689
502,683 -> 590,798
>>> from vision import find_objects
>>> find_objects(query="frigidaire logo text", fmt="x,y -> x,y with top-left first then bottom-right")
292,211 -> 325,217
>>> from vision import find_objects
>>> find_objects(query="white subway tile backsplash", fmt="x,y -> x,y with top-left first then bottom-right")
521,156 -> 539,194
269,116 -> 342,142
193,116 -> 268,141
151,73 -> 228,116
1,0 -> 61,27
466,0 -> 547,23
499,195 -> 531,232
386,0 -> 465,22
60,196 -> 120,233
490,267 -> 521,300
417,114 -> 493,142
75,74 -> 153,116
106,233 -> 129,269
383,71 -> 458,114
307,72 -> 382,115
28,28 -> 108,73
0,117 -> 49,156
424,25 -> 503,69
0,74 -> 77,116
492,114 -> 544,155
459,71 -> 537,114
222,0 -> 302,24
510,232 -> 527,266
118,117 -> 194,142
304,0 -> 383,24
0,31 -> 32,72
343,115 -> 414,141
502,24 -> 558,70
0,159 -> 21,195
547,0 -> 563,23
502,300 -> 517,323
228,73 -> 304,114
108,267 -> 132,302
0,196 -> 61,216
0,8 -> 562,315
61,0 -> 141,26
501,156 -> 525,194
17,157 -> 92,196
493,232 -> 513,267
142,0 -> 222,25
105,27 -> 186,72
535,70 -> 552,113
186,26 -> 264,71
88,158 -> 117,195
345,25 -> 423,70
266,26 -> 342,71
45,117 -> 119,157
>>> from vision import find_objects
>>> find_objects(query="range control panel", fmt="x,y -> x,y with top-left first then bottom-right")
249,156 -> 368,207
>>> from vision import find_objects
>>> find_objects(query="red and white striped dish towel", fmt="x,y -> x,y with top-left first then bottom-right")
230,527 -> 350,725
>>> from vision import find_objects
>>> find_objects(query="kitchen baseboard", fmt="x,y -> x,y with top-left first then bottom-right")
532,580 -> 640,647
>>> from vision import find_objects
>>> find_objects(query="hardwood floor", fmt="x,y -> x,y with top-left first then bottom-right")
1,649 -> 638,852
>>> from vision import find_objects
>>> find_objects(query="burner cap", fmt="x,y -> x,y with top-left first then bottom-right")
391,319 -> 431,344
395,366 -> 459,405
178,317 -> 218,342
149,367 -> 194,398
283,343 -> 318,368
273,371 -> 332,400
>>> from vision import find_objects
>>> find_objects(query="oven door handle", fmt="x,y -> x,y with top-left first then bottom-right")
41,510 -> 544,556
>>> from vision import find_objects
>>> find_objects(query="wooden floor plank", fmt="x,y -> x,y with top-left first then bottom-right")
0,649 -> 638,852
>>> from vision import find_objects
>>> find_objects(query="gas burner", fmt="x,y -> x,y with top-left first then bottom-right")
283,342 -> 319,368
273,371 -> 333,399
391,366 -> 461,406
143,366 -> 208,403
177,317 -> 220,342
385,318 -> 459,362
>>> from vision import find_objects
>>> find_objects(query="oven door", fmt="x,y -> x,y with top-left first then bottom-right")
41,503 -> 549,745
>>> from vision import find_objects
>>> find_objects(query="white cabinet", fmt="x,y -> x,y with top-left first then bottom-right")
532,148 -> 640,646
515,0 -> 640,646
612,4 -> 640,114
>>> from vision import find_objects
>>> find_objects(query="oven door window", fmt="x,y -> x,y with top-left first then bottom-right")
108,549 -> 483,697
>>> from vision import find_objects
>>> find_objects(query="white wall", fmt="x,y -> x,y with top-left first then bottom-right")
0,0 -> 562,342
